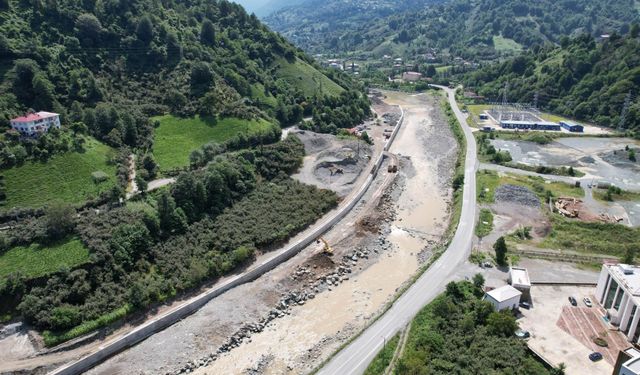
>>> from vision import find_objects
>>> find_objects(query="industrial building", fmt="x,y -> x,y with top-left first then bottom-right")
595,264 -> 640,344
499,120 -> 561,131
483,285 -> 522,311
559,121 -> 584,133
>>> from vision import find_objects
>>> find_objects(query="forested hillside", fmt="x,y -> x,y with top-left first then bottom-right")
264,0 -> 442,53
464,32 -> 640,133
267,0 -> 640,61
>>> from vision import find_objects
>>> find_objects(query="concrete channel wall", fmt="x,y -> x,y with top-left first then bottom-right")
49,107 -> 405,375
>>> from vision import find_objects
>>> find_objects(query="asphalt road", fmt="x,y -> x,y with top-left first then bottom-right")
317,86 -> 479,375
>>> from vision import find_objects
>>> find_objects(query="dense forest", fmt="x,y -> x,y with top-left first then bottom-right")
464,32 -> 640,133
395,279 -> 561,374
266,0 -> 640,61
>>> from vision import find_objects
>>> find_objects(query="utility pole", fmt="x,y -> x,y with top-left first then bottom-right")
619,92 -> 632,131
533,91 -> 539,110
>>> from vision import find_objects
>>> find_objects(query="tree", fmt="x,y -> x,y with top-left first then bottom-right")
200,20 -> 216,46
472,273 -> 485,290
568,166 -> 575,176
426,65 -> 436,78
493,236 -> 508,266
136,16 -> 154,45
486,311 -> 518,337
142,154 -> 158,179
75,13 -> 102,45
12,59 -> 40,104
629,149 -> 636,162
43,202 -> 76,241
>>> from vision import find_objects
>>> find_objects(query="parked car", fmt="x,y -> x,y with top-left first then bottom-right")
589,352 -> 603,362
482,261 -> 493,268
519,301 -> 531,310
515,329 -> 530,339
584,297 -> 593,307
569,296 -> 577,306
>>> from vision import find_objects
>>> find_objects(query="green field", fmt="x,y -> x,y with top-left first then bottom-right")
152,115 -> 273,171
274,58 -> 344,97
492,35 -> 523,54
477,170 -> 584,204
465,104 -> 492,127
475,208 -> 494,238
2,137 -> 117,210
0,238 -> 90,280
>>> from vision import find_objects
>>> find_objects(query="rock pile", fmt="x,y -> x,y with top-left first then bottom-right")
495,184 -> 540,207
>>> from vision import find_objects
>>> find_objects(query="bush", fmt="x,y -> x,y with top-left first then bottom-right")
91,170 -> 108,183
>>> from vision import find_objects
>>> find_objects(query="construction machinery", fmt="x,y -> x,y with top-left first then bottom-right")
316,237 -> 334,256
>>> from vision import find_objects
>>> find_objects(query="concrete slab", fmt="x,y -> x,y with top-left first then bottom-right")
520,285 -> 615,375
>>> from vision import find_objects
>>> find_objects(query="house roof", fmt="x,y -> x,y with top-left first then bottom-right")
486,285 -> 522,302
11,112 -> 59,123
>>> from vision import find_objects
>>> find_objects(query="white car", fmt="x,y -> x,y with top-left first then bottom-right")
583,297 -> 593,307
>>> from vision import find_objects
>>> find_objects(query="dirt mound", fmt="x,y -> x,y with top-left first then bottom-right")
495,184 -> 540,207
356,215 -> 382,235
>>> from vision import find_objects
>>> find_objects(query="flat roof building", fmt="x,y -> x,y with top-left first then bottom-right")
559,121 -> 584,133
595,264 -> 640,344
483,285 -> 522,311
500,120 -> 561,131
509,267 -> 530,288
614,347 -> 640,375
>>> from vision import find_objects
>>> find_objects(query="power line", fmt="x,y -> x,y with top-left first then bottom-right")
619,91 -> 632,130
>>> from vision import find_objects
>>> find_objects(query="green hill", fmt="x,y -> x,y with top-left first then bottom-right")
463,33 -> 640,132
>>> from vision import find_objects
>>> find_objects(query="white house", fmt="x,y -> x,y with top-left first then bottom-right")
483,285 -> 522,311
595,264 -> 640,344
10,111 -> 61,137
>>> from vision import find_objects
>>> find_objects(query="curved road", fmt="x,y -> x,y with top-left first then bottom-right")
317,85 -> 478,375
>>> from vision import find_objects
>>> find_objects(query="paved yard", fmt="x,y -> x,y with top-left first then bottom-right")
519,285 -> 616,375
557,305 -> 628,365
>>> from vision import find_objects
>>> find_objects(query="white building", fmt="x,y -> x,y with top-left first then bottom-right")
509,267 -> 531,298
615,347 -> 640,375
596,264 -> 640,344
483,285 -> 522,311
10,112 -> 61,137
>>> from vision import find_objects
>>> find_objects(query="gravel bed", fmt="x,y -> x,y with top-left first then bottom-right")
495,184 -> 540,207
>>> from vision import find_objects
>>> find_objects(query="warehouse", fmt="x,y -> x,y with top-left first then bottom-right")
560,121 -> 584,133
483,285 -> 522,311
500,120 -> 561,131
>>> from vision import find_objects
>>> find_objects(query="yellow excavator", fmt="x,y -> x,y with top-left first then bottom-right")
316,237 -> 334,256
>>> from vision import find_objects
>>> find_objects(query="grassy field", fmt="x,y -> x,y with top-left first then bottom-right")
0,238 -> 90,280
475,209 -> 494,238
593,188 -> 640,202
152,115 -> 273,171
2,137 -> 117,210
493,35 -> 523,54
477,169 -> 583,205
274,58 -> 344,97
250,83 -> 278,108
364,333 -> 401,375
435,65 -> 453,73
539,215 -> 640,257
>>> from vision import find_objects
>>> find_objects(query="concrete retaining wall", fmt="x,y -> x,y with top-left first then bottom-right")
49,108 -> 406,375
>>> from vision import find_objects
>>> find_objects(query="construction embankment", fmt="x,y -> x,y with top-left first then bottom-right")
49,109 -> 405,375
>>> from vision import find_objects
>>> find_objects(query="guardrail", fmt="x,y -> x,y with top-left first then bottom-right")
49,108 -> 406,375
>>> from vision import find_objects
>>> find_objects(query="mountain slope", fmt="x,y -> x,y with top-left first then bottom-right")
264,0 -> 443,53
266,0 -> 640,61
463,32 -> 640,132
0,0 -> 361,143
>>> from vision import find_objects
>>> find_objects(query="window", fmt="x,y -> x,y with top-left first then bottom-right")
605,279 -> 619,309
625,305 -> 637,334
615,290 -> 625,310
